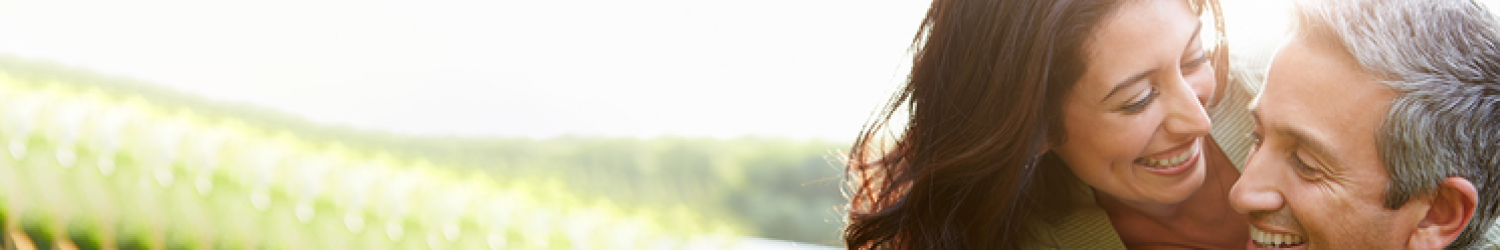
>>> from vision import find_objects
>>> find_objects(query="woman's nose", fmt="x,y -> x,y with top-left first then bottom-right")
1162,76 -> 1212,136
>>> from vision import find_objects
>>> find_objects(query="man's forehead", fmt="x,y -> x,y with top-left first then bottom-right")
1273,39 -> 1392,110
1256,34 -> 1396,166
1257,38 -> 1325,120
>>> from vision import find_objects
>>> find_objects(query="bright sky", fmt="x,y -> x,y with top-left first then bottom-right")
8,0 -> 1467,141
0,1 -> 929,140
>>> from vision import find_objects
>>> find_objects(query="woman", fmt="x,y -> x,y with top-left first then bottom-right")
843,0 -> 1249,248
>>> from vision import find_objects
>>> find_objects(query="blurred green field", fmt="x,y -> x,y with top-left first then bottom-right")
0,56 -> 849,249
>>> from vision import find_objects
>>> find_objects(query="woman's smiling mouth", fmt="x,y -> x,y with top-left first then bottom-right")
1135,142 -> 1198,168
1135,140 -> 1199,168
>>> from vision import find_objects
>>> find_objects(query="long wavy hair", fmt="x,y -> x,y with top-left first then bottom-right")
843,0 -> 1226,249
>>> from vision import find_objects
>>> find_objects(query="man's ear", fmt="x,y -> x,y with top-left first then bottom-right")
1408,177 -> 1478,249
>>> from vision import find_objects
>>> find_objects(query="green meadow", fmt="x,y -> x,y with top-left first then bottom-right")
0,56 -> 849,249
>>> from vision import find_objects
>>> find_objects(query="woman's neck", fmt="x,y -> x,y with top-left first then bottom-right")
1099,189 -> 1191,219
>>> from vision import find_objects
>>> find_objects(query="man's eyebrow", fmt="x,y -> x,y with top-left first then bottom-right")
1100,22 -> 1204,103
1250,108 -> 1337,165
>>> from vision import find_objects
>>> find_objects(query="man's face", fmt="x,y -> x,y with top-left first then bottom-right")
1228,34 -> 1423,249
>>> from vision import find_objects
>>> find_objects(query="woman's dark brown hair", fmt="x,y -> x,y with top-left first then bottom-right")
843,0 -> 1226,249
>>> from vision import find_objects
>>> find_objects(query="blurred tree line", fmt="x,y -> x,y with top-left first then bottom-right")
0,55 -> 850,246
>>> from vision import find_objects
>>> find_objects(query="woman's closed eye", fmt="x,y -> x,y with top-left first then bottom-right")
1119,87 -> 1159,113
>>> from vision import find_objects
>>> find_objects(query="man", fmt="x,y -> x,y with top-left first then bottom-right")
1229,0 -> 1500,249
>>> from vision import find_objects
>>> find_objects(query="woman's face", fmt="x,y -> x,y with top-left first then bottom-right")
1052,0 -> 1215,207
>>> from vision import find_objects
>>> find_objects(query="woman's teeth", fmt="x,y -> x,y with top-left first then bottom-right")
1134,142 -> 1197,168
1251,226 -> 1305,248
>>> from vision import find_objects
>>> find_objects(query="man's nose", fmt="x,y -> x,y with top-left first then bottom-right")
1230,150 -> 1285,214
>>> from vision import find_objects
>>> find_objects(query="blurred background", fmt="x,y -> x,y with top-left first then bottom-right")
0,1 -> 928,249
0,0 -> 1369,249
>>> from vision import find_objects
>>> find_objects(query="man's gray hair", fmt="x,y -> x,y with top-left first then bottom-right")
1291,0 -> 1500,248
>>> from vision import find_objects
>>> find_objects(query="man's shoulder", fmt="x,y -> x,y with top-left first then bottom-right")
1474,221 -> 1500,249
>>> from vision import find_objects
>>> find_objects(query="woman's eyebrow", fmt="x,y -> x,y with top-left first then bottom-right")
1100,22 -> 1204,104
1101,69 -> 1157,103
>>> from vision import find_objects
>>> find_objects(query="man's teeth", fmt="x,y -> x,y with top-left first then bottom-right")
1250,226 -> 1305,248
1136,143 -> 1196,168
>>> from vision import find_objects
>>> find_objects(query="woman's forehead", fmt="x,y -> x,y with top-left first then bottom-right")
1078,0 -> 1202,96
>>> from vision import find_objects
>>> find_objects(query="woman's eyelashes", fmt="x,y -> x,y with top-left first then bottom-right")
1114,52 -> 1208,114
1117,53 -> 1208,114
1119,87 -> 1159,113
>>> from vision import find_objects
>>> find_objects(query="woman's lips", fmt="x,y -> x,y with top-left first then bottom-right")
1134,140 -> 1198,168
1133,139 -> 1200,176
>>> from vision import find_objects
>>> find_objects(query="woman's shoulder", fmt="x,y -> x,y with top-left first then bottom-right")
1024,184 -> 1127,249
